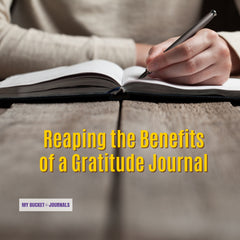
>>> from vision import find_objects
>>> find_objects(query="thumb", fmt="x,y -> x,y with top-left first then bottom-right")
146,37 -> 178,64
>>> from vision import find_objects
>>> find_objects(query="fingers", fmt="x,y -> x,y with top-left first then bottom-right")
136,43 -> 153,67
147,29 -> 217,73
146,37 -> 178,63
149,48 -> 216,79
158,65 -> 216,85
153,64 -> 228,86
146,29 -> 232,85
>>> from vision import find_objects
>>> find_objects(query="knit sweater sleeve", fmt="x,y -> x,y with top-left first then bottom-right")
0,0 -> 136,79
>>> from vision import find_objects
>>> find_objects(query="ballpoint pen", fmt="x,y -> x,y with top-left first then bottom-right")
139,9 -> 217,79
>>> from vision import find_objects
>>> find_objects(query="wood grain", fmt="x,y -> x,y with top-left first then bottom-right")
1,101 -> 240,240
0,102 -> 119,240
120,101 -> 240,240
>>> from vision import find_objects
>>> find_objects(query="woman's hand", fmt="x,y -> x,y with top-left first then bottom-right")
145,29 -> 240,85
136,43 -> 153,67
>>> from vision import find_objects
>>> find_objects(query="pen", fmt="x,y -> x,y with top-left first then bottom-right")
139,9 -> 217,79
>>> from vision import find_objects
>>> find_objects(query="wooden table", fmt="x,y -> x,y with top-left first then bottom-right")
0,101 -> 240,240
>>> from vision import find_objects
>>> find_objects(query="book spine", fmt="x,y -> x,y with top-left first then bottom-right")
108,87 -> 124,95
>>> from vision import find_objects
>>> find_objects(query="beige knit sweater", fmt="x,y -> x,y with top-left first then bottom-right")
0,0 -> 239,79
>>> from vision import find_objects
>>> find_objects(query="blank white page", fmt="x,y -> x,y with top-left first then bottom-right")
123,66 -> 240,92
0,60 -> 123,88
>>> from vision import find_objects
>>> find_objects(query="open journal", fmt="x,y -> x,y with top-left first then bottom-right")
0,60 -> 240,101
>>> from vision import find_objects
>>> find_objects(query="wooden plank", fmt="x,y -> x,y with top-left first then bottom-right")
120,101 -> 240,240
0,102 -> 119,240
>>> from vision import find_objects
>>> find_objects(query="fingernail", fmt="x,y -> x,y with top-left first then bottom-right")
148,48 -> 154,56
